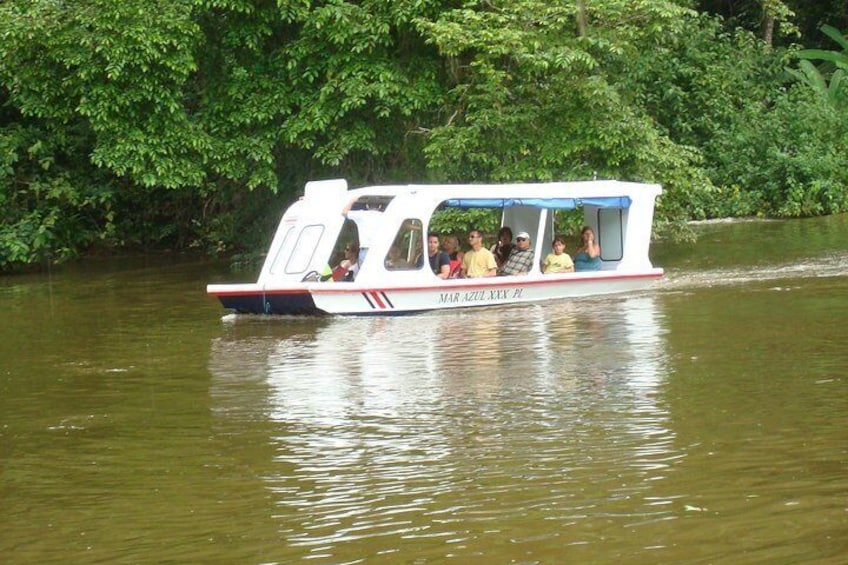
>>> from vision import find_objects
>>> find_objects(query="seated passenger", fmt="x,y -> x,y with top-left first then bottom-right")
574,226 -> 602,271
442,234 -> 464,278
490,226 -> 514,268
427,232 -> 450,279
384,246 -> 411,270
499,231 -> 534,276
461,229 -> 497,278
542,235 -> 574,273
333,243 -> 360,281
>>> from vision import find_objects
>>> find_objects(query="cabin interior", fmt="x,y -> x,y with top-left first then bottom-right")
326,199 -> 628,275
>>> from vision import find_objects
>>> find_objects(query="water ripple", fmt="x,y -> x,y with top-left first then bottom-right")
207,296 -> 681,561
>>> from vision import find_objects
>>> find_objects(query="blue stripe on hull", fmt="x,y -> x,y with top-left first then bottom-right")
218,292 -> 321,315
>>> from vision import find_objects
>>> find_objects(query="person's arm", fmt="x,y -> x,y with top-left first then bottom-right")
341,197 -> 355,217
484,251 -> 498,277
586,237 -> 600,258
437,253 -> 450,279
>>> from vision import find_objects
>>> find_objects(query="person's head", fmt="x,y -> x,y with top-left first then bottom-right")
428,232 -> 440,255
552,235 -> 566,255
344,242 -> 360,262
515,231 -> 531,250
467,229 -> 484,250
497,226 -> 513,245
581,226 -> 595,243
443,234 -> 459,254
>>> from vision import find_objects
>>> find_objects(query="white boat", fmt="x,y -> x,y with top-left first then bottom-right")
207,178 -> 663,315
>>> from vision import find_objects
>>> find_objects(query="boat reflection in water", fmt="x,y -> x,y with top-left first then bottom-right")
208,295 -> 677,560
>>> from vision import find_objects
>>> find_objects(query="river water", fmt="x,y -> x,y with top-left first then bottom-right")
2,216 -> 847,563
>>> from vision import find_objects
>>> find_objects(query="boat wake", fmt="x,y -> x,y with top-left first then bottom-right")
658,250 -> 848,291
213,250 -> 848,321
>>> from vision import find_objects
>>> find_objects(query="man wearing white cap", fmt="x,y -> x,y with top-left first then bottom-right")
499,231 -> 534,275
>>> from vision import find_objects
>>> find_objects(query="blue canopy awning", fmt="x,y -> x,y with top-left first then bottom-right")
443,197 -> 631,209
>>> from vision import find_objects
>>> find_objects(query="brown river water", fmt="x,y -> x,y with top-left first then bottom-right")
1,215 -> 847,563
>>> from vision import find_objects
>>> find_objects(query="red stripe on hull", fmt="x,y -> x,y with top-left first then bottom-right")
370,291 -> 387,309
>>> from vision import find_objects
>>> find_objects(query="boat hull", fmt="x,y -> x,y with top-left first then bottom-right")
207,283 -> 322,315
208,270 -> 663,316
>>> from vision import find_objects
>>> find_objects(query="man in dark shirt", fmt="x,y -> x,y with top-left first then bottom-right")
427,232 -> 450,279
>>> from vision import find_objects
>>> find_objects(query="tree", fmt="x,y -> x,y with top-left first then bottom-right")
696,1 -> 798,45
415,0 -> 711,233
759,0 -> 796,46
0,0 -> 447,267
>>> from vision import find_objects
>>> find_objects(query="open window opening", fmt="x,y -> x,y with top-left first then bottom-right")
430,196 -> 629,268
326,220 -> 359,267
384,219 -> 424,271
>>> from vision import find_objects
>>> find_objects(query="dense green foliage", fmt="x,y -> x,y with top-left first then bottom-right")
2,0 -> 848,270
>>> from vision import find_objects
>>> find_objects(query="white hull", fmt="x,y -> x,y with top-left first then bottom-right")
311,269 -> 662,314
209,268 -> 662,315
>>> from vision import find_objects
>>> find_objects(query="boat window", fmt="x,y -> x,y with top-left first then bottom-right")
350,195 -> 394,212
597,208 -> 624,261
285,224 -> 324,274
430,205 -> 500,240
384,219 -> 424,271
327,219 -> 360,268
268,226 -> 295,275
430,199 -> 628,263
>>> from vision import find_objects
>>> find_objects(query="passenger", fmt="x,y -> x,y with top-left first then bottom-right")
442,234 -> 464,278
574,226 -> 602,271
499,231 -> 534,276
542,235 -> 574,274
461,229 -> 498,278
333,242 -> 360,281
490,226 -> 514,268
427,232 -> 451,279
384,246 -> 410,269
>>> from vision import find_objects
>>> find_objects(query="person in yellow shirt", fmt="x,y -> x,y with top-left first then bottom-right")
542,235 -> 574,273
461,229 -> 497,277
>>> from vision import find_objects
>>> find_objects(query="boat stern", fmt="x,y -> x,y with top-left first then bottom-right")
207,283 -> 322,315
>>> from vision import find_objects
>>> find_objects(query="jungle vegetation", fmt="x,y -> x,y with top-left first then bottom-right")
2,0 -> 848,270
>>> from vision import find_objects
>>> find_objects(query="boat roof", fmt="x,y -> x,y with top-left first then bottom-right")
306,179 -> 661,211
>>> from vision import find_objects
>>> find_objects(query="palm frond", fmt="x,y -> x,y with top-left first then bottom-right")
820,24 -> 848,51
